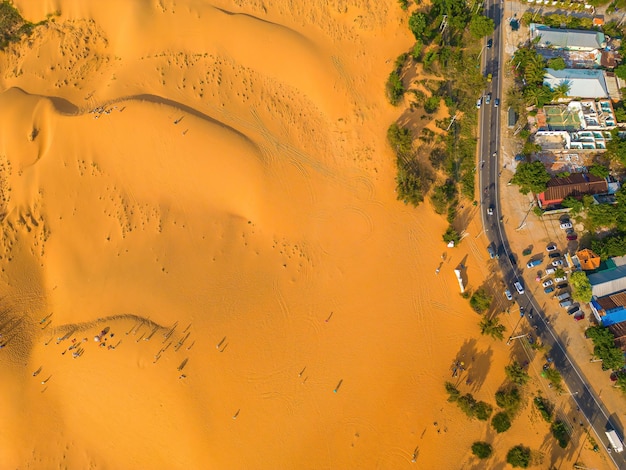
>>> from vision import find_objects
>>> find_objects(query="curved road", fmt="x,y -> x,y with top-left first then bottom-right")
478,1 -> 625,468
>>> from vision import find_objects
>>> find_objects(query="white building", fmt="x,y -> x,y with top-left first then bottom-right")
544,68 -> 609,99
530,23 -> 606,51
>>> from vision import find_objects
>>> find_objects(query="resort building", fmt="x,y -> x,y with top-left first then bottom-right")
530,23 -> 606,51
590,290 -> 626,326
544,68 -> 609,99
537,172 -> 608,207
575,248 -> 602,271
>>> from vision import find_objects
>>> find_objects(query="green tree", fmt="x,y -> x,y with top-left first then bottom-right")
479,315 -> 505,340
386,70 -> 405,105
470,288 -> 492,313
495,387 -> 522,415
607,130 -> 626,166
475,401 -> 493,421
570,271 -> 592,303
492,411 -> 512,433
398,0 -> 410,10
542,367 -> 564,392
396,163 -> 424,206
511,161 -> 551,195
533,396 -> 553,422
409,11 -> 427,40
471,441 -> 492,459
412,40 -> 423,60
586,326 -> 626,371
551,82 -> 570,101
615,64 -> 626,80
430,182 -> 456,214
469,15 -> 495,38
547,57 -> 566,70
443,225 -> 460,245
387,123 -> 412,158
445,381 -> 461,402
424,95 -> 440,114
589,164 -> 610,178
551,420 -> 570,448
592,233 -> 626,260
506,445 -> 531,468
505,361 -> 530,386
561,196 -> 583,214
588,203 -> 618,230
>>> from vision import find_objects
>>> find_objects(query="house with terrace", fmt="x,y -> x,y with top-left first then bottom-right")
589,256 -> 626,325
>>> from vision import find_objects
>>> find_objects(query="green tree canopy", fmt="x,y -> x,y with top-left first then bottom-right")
511,161 -> 551,195
607,130 -> 626,166
586,326 -> 626,371
409,11 -> 427,40
570,271 -> 592,303
469,15 -> 495,38
470,288 -> 492,313
506,445 -> 531,468
588,164 -> 610,178
492,411 -> 512,433
387,123 -> 412,158
471,441 -> 492,459
547,57 -> 566,70
505,361 -> 530,386
551,420 -> 570,448
479,315 -> 505,340
616,64 -> 626,80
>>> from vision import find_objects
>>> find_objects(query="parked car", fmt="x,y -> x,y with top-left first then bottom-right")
574,312 -> 585,321
504,289 -> 513,301
545,267 -> 556,275
514,281 -> 525,295
494,98 -> 499,107
546,243 -> 557,252
560,221 -> 573,230
526,259 -> 542,268
552,259 -> 564,267
556,283 -> 568,290
544,286 -> 555,294
549,252 -> 561,259
487,38 -> 493,48
487,244 -> 496,259
559,299 -> 573,308
556,292 -> 571,301
567,233 -> 578,241
487,205 -> 494,216
476,98 -> 482,109
555,276 -> 567,283
542,279 -> 554,287
568,305 -> 580,315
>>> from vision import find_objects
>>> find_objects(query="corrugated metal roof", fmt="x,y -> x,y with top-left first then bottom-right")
544,68 -> 609,98
589,264 -> 626,297
531,23 -> 605,50
540,173 -> 608,204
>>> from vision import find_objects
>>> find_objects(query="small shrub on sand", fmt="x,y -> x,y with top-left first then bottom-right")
533,396 -> 553,423
551,420 -> 570,448
506,445 -> 531,468
491,411 -> 511,433
471,441 -> 492,459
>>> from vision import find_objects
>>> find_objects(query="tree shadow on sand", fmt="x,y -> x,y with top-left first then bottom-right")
451,338 -> 494,394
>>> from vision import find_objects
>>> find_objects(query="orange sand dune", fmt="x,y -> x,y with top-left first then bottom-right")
0,1 -> 612,469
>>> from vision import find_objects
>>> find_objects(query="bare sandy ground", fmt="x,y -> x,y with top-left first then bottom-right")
0,1 -> 613,468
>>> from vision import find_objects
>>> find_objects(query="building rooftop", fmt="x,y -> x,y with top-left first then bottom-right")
544,68 -> 609,99
531,23 -> 606,50
589,263 -> 626,297
538,172 -> 608,206
576,248 -> 601,271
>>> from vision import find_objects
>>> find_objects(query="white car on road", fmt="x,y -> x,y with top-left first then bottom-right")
546,243 -> 557,252
504,290 -> 513,301
560,221 -> 573,230
552,259 -> 564,267
542,279 -> 554,287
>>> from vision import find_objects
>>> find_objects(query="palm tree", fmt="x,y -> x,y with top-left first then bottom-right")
479,315 -> 506,340
552,81 -> 571,101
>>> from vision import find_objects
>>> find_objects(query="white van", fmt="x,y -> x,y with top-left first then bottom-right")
514,281 -> 525,295
606,430 -> 624,453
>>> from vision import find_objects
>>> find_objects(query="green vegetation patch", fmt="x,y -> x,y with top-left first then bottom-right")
469,288 -> 492,313
585,326 -> 626,371
505,361 -> 530,386
471,441 -> 493,459
491,411 -> 512,433
551,420 -> 570,448
0,1 -> 35,49
506,445 -> 531,468
533,396 -> 553,423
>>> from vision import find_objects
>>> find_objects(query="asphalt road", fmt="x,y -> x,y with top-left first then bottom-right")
478,2 -> 626,467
